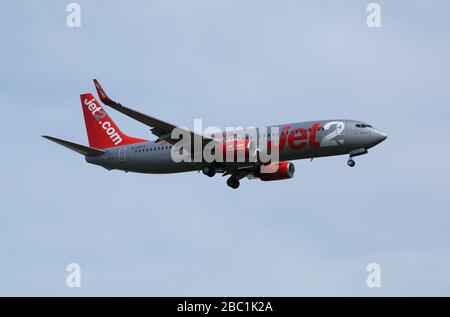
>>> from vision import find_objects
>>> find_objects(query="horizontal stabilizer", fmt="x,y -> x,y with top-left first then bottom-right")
42,135 -> 105,156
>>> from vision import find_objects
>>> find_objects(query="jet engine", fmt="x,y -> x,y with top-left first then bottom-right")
258,161 -> 295,181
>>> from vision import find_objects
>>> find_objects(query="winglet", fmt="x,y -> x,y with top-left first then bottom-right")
93,79 -> 115,105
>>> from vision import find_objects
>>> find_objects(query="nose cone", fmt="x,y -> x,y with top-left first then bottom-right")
373,129 -> 388,145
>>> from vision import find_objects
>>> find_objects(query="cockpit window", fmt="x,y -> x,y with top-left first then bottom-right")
356,124 -> 373,128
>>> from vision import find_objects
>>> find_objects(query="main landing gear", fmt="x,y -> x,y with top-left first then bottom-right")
226,176 -> 240,189
202,165 -> 216,177
202,165 -> 240,189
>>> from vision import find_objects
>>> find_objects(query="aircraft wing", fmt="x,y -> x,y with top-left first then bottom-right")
93,79 -> 217,147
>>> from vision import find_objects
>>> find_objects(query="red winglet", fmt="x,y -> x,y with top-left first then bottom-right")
93,79 -> 115,105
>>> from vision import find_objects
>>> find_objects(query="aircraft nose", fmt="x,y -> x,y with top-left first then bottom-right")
375,130 -> 388,143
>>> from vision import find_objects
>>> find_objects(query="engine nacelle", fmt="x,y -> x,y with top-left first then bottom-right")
217,139 -> 257,162
258,161 -> 295,181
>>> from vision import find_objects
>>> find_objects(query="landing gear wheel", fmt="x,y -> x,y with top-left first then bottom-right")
347,159 -> 356,167
227,177 -> 240,189
202,165 -> 216,177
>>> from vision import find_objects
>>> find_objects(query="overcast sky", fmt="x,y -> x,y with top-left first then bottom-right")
1,0 -> 450,296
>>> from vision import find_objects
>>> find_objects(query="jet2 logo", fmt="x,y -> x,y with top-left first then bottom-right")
277,121 -> 344,151
84,98 -> 123,145
277,122 -> 321,151
320,121 -> 345,147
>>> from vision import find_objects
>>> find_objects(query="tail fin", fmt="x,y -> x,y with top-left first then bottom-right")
80,93 -> 146,149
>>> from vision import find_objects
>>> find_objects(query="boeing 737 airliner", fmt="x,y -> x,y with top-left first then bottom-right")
43,80 -> 387,189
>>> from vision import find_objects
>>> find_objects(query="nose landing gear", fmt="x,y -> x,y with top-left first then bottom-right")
346,148 -> 368,167
347,158 -> 356,167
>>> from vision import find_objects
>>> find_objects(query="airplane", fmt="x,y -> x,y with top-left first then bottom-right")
43,80 -> 387,189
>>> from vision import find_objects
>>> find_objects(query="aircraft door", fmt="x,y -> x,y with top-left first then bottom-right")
119,147 -> 126,162
336,121 -> 345,136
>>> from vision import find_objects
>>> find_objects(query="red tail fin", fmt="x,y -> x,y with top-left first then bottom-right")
80,93 -> 146,149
